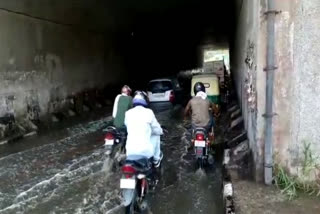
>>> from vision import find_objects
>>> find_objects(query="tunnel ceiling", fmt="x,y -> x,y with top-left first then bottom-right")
0,0 -> 236,81
0,0 -> 235,35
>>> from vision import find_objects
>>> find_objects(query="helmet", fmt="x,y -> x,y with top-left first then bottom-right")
121,85 -> 132,96
193,82 -> 205,95
133,91 -> 149,107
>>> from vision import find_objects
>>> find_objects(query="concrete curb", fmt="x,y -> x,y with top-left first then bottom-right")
223,149 -> 236,214
0,118 -> 38,145
226,132 -> 247,148
230,109 -> 241,119
228,105 -> 239,113
229,116 -> 244,131
0,88 -> 114,144
223,103 -> 244,214
0,130 -> 37,145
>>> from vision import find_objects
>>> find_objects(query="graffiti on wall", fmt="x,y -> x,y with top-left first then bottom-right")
34,50 -> 63,83
0,94 -> 15,118
34,50 -> 46,67
0,94 -> 16,138
244,40 -> 257,112
34,51 -> 65,114
46,53 -> 63,83
26,90 -> 41,121
48,86 -> 69,113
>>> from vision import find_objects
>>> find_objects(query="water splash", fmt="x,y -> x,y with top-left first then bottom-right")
195,168 -> 206,178
102,157 -> 113,173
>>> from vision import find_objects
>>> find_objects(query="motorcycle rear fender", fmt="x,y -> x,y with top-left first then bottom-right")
195,147 -> 205,157
122,189 -> 135,207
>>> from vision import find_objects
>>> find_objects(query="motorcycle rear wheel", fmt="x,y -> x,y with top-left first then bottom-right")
125,200 -> 136,214
125,203 -> 133,214
124,190 -> 137,214
196,157 -> 205,169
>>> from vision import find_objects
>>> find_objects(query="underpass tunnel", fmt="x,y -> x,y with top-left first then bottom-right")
2,1 -> 320,213
0,2 -> 240,212
2,1 -> 320,210
0,1 -> 239,119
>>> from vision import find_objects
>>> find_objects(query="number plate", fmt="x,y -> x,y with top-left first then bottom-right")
154,93 -> 164,97
195,140 -> 206,147
104,139 -> 114,146
120,178 -> 136,189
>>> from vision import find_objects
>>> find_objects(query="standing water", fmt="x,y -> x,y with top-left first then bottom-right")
0,106 -> 223,214
149,107 -> 223,214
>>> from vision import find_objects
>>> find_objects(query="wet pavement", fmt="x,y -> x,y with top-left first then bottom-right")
234,180 -> 320,214
0,105 -> 223,214
150,108 -> 223,214
0,107 -> 112,158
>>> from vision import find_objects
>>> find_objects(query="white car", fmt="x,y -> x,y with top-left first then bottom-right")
147,79 -> 175,103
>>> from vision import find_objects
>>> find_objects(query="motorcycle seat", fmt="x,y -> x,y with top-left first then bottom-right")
193,127 -> 208,135
125,155 -> 153,172
194,127 -> 207,132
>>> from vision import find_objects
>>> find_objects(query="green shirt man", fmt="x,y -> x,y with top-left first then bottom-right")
112,85 -> 133,129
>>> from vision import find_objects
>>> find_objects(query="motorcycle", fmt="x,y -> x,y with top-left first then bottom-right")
103,126 -> 127,156
120,155 -> 160,214
191,127 -> 214,169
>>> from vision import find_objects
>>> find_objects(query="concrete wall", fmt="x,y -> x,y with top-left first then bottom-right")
258,0 -> 320,179
232,0 -> 263,180
0,4 -> 124,121
292,0 -> 320,172
268,0 -> 296,173
233,0 -> 320,181
272,0 -> 320,177
0,0 -> 112,31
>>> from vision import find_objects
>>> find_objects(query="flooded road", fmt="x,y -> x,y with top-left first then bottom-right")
0,105 -> 223,214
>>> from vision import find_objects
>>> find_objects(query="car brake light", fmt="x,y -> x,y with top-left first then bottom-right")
196,134 -> 204,141
169,91 -> 175,103
105,132 -> 114,140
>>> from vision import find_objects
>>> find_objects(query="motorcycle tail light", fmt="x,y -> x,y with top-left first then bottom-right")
105,132 -> 114,140
122,165 -> 136,178
196,134 -> 204,141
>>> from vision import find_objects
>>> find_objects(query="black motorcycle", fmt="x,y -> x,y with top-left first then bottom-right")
120,155 -> 161,214
103,126 -> 127,156
192,127 -> 214,169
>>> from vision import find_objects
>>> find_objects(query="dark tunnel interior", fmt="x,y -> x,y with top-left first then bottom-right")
103,0 -> 237,87
0,2 -> 241,213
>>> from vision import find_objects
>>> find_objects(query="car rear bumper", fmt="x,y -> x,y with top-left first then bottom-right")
149,101 -> 173,112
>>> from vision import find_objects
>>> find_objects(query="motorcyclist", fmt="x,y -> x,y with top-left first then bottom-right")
112,85 -> 133,131
184,82 -> 218,135
124,91 -> 163,167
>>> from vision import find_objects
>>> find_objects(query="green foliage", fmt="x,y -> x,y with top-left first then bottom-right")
274,141 -> 320,200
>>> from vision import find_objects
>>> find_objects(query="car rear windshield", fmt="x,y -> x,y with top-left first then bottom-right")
148,81 -> 173,93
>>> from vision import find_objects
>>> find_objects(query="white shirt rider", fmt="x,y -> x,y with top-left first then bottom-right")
124,93 -> 163,163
